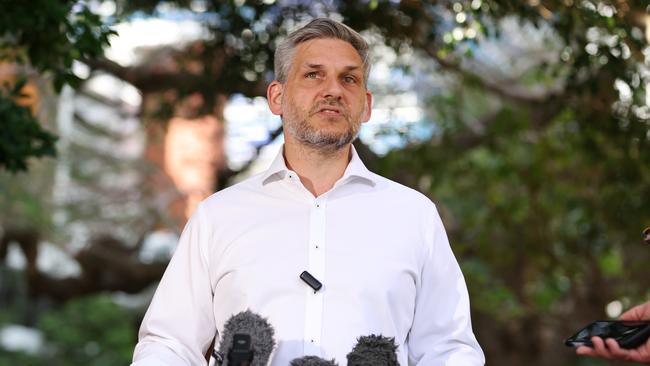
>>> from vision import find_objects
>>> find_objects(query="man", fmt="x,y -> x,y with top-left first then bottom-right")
132,18 -> 484,365
576,300 -> 650,364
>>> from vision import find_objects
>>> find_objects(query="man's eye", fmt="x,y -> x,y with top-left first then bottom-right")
305,72 -> 319,79
343,76 -> 357,84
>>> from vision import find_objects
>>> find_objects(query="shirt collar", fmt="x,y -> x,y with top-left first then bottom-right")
261,144 -> 376,187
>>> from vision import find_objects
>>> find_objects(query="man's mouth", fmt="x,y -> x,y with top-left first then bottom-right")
311,102 -> 346,118
317,107 -> 342,116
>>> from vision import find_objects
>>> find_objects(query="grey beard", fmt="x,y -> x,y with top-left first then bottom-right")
285,117 -> 360,155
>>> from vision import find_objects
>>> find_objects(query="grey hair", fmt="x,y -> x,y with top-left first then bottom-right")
274,18 -> 370,86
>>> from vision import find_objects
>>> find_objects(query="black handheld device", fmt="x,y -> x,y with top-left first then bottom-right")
565,320 -> 650,349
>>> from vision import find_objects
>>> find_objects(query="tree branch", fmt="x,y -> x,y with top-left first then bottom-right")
84,57 -> 267,98
423,45 -> 561,105
2,227 -> 166,302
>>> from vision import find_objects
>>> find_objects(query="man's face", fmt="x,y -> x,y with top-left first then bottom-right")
267,38 -> 372,153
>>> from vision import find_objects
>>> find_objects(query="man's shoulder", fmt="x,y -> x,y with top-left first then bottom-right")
371,172 -> 437,210
199,172 -> 267,209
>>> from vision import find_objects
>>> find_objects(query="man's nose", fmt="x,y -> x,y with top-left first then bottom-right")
321,76 -> 344,100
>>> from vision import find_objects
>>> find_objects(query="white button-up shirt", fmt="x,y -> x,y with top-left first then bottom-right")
132,146 -> 484,366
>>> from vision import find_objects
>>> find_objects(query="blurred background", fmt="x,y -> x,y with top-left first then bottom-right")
1,0 -> 649,365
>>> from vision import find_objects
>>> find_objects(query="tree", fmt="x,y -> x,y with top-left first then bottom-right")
0,0 -> 115,172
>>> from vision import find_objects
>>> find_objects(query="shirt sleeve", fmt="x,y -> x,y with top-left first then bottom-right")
132,203 -> 216,366
407,204 -> 485,366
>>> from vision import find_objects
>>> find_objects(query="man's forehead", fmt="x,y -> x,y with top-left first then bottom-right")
293,38 -> 363,66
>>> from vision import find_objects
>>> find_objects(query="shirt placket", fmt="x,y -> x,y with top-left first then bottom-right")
303,196 -> 327,356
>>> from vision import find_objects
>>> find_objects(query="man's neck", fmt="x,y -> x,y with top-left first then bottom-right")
283,142 -> 351,197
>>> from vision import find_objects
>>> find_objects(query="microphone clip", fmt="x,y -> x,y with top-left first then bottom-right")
300,271 -> 323,292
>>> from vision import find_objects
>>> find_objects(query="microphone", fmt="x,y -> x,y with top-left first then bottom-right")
214,310 -> 276,366
289,355 -> 339,366
346,334 -> 399,366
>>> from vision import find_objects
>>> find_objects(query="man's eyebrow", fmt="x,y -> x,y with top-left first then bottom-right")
304,63 -> 323,69
302,64 -> 362,72
342,65 -> 361,73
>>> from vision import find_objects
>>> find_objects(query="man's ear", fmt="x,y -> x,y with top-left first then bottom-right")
361,90 -> 373,123
267,81 -> 283,116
